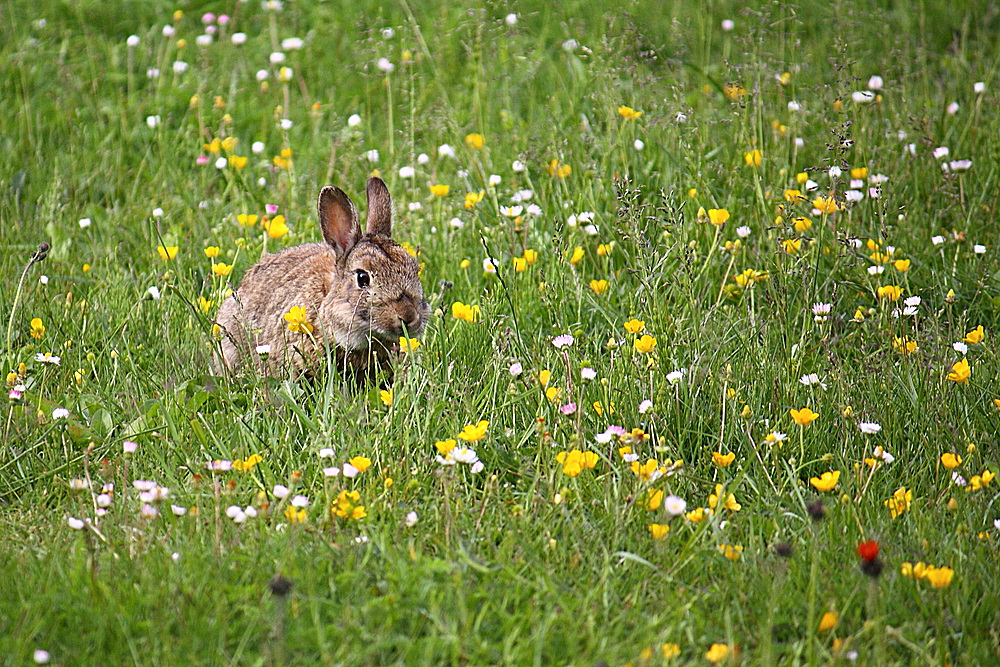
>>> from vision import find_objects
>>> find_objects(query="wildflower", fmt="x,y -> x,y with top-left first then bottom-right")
483,257 -> 500,274
686,507 -> 709,523
232,454 -> 262,472
964,326 -> 985,344
617,105 -> 643,120
547,160 -> 572,178
712,451 -> 735,467
379,389 -> 393,406
969,470 -> 995,490
464,133 -> 484,149
646,488 -> 664,511
624,319 -> 645,334
556,449 -> 599,477
212,263 -> 233,277
569,247 -> 585,265
283,306 -> 313,334
723,82 -> 745,100
589,279 -> 609,295
947,358 -> 971,384
157,245 -> 178,261
790,407 -> 819,426
333,490 -> 366,520
707,209 -> 730,226
458,420 -> 489,442
464,191 -> 485,209
793,216 -> 813,233
858,422 -> 881,434
649,523 -> 669,539
634,334 -> 657,353
781,238 -> 802,254
452,301 -> 481,323
638,399 -> 653,413
941,452 -> 962,469
429,184 -> 450,197
551,334 -> 574,349
718,544 -> 743,561
892,337 -> 918,355
813,196 -> 840,214
264,215 -> 289,239
884,486 -> 913,519
666,369 -> 686,385
799,373 -> 827,388
818,612 -> 837,632
708,484 -> 741,512
663,495 -> 686,517
743,149 -> 762,167
877,285 -> 903,301
28,317 -> 46,340
925,566 -> 954,588
810,471 -> 840,492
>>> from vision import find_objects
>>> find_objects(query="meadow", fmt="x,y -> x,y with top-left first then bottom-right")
2,0 -> 1000,664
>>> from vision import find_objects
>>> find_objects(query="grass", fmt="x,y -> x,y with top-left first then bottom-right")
2,0 -> 1000,664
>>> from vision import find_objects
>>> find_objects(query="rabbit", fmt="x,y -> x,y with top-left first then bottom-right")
214,177 -> 429,383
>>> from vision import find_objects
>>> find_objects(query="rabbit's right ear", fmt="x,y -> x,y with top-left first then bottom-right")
318,186 -> 361,259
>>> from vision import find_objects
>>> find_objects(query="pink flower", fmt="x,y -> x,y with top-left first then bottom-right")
202,12 -> 216,24
196,155 -> 210,165
559,403 -> 577,415
265,203 -> 279,215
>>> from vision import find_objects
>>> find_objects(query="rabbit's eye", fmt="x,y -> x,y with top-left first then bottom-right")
355,269 -> 371,289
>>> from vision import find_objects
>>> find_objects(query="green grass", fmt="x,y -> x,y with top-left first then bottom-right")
2,0 -> 1000,664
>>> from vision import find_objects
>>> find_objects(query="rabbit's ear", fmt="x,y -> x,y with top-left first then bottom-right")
318,186 -> 361,257
365,177 -> 393,237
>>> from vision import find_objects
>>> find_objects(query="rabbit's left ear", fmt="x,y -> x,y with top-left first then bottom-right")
318,186 -> 361,258
365,177 -> 393,237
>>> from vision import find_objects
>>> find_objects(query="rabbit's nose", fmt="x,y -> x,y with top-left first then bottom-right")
398,306 -> 420,332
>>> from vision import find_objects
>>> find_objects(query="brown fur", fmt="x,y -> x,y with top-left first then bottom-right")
214,178 -> 428,383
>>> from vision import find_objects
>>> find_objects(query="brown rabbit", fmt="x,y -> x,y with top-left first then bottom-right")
215,177 -> 428,382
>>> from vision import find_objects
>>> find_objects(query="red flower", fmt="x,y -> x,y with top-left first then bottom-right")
857,540 -> 879,561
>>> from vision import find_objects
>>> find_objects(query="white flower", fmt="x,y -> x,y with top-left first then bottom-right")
903,296 -> 921,307
126,35 -> 140,47
162,25 -> 175,37
804,179 -> 819,191
663,495 -> 687,516
867,75 -> 883,90
858,421 -> 881,434
633,139 -> 645,151
438,143 -> 455,158
152,207 -> 164,218
146,114 -> 162,129
453,447 -> 478,464
562,39 -> 579,51
931,235 -> 945,245
354,535 -> 369,544
952,472 -> 967,487
449,217 -> 464,229
666,369 -> 686,385
67,517 -> 85,530
381,28 -> 395,39
123,440 -> 138,454
146,67 -> 160,79
489,174 -> 502,186
318,447 -> 335,458
676,112 -> 688,123
172,60 -> 188,74
470,460 -> 485,474
225,505 -> 242,518
551,334 -> 574,349
953,341 -> 968,354
97,493 -> 112,508
994,518 -> 1000,531
323,466 -> 340,477
146,285 -> 161,300
279,118 -> 293,130
398,165 -> 415,178
974,82 -> 986,94
272,484 -> 289,499
583,224 -> 599,236
932,146 -> 949,159
348,113 -> 362,127
281,37 -> 304,50
581,367 -> 597,381
812,302 -> 832,316
232,32 -> 247,45
872,446 -> 894,463
133,480 -> 157,491
828,166 -> 842,179
407,202 -> 422,212
736,225 -> 751,238
278,67 -> 294,83
377,57 -> 394,73
850,179 -> 864,188
500,205 -> 522,218
974,244 -> 987,254
512,160 -> 525,172
417,153 -> 429,164
436,454 -> 457,466
52,408 -> 70,420
483,258 -> 500,274
196,34 -> 212,47
948,159 -> 972,173
365,149 -> 379,163
269,51 -> 286,64
851,90 -> 875,103
404,511 -> 419,526
215,157 -> 228,169
505,13 -> 518,25
35,352 -> 61,365
68,478 -> 88,490
721,19 -> 735,31
256,69 -> 270,81
343,463 -> 359,478
867,265 -> 884,275
509,362 -> 523,376
78,217 -> 92,228
798,373 -> 827,390
255,344 -> 271,356
844,190 -> 864,203
171,505 -> 187,516
787,100 -> 801,112
291,495 -> 309,508
638,399 -> 653,414
946,102 -> 959,115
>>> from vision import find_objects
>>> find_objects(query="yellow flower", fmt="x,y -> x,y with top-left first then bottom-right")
569,247 -> 585,266
630,459 -> 659,481
795,172 -> 809,184
634,334 -> 657,354
810,470 -> 841,492
708,484 -> 741,512
877,285 -> 903,301
892,336 -> 918,355
204,246 -> 220,259
273,154 -> 291,169
538,369 -> 551,387
818,612 -> 838,632
792,216 -> 812,232
624,319 -> 645,334
723,81 -> 745,100
464,191 -> 485,209
964,325 -> 985,344
157,246 -> 178,261
940,452 -> 962,469
399,337 -> 420,353
522,249 -> 538,265
545,386 -> 562,402
718,544 -> 743,561
465,133 -> 484,149
237,214 -> 259,227
924,566 -> 954,589
458,420 -> 489,442
212,263 -> 233,277
348,456 -> 372,473
264,215 -> 289,239
781,238 -> 802,254
894,259 -> 911,272
220,136 -> 238,153
512,257 -> 527,272
813,196 -> 841,214
379,389 -> 393,406
646,488 -> 664,511
228,155 -> 248,169
284,506 -> 308,524
661,643 -> 680,660
733,269 -> 768,287
592,400 -> 616,416
451,301 -> 481,323
459,259 -> 471,269
784,189 -> 805,202
203,138 -> 221,154
196,296 -> 214,314
743,149 -> 762,167
597,243 -> 613,257
548,160 -> 572,178
969,470 -> 995,490
706,643 -> 731,664
707,208 -> 730,226
712,451 -> 735,467
556,449 -> 599,477
435,439 -> 456,455
232,454 -> 262,472
617,105 -> 643,120
332,490 -> 367,521
851,167 -> 869,179
283,305 -> 313,334
790,407 -> 819,426
430,184 -> 450,197
686,507 -> 709,523
947,358 -> 971,384
30,318 -> 45,340
648,523 -> 670,539
884,486 -> 913,519
589,279 -> 609,295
